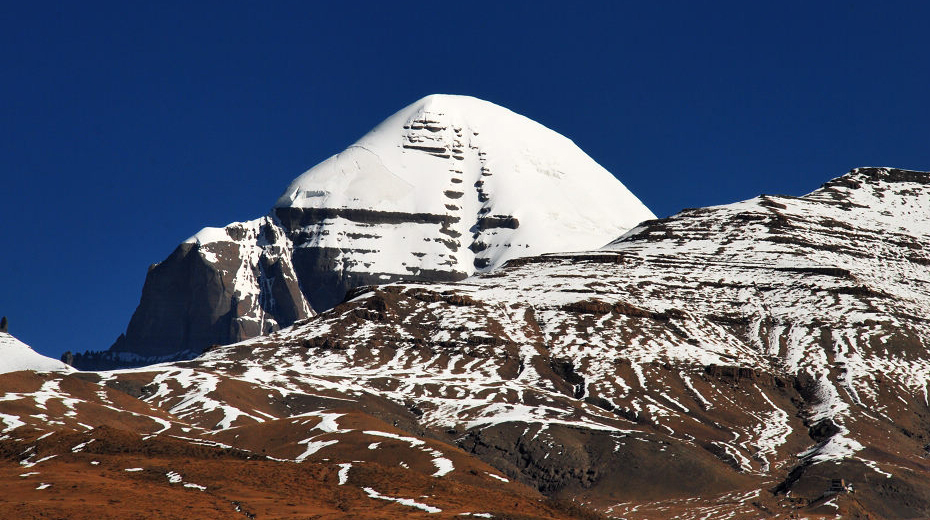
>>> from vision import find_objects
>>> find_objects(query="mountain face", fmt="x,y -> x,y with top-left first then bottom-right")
10,167 -> 930,518
87,94 -> 654,368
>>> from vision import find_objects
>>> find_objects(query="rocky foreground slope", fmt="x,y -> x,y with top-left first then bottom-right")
80,95 -> 653,368
4,167 -> 930,518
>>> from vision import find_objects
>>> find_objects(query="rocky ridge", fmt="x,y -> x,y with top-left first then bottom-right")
6,167 -> 930,517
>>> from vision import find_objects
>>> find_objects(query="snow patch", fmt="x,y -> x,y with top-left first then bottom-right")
362,487 -> 441,514
0,333 -> 73,374
337,462 -> 351,485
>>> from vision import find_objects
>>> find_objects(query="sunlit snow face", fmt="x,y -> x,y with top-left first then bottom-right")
269,94 -> 654,277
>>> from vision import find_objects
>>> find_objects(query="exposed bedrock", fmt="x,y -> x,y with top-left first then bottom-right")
459,423 -> 754,500
290,245 -> 469,313
110,242 -> 239,359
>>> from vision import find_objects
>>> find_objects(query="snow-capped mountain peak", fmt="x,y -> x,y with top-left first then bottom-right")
275,94 -> 654,273
91,94 -> 655,367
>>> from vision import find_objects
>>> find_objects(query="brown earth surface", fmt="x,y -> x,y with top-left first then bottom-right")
1,427 -> 605,520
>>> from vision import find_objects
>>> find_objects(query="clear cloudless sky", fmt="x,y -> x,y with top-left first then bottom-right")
2,1 -> 929,359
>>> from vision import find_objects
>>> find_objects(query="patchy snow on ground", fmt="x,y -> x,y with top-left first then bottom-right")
362,486 -> 442,514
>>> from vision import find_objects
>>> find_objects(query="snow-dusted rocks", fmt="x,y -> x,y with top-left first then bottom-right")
105,217 -> 309,361
5,167 -> 930,517
161,166 -> 930,517
0,333 -> 73,374
92,94 -> 653,367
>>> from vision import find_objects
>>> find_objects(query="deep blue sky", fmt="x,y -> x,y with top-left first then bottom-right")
2,2 -> 929,359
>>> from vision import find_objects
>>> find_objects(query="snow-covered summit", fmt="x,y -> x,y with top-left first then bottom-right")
274,94 -> 655,271
0,332 -> 73,375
